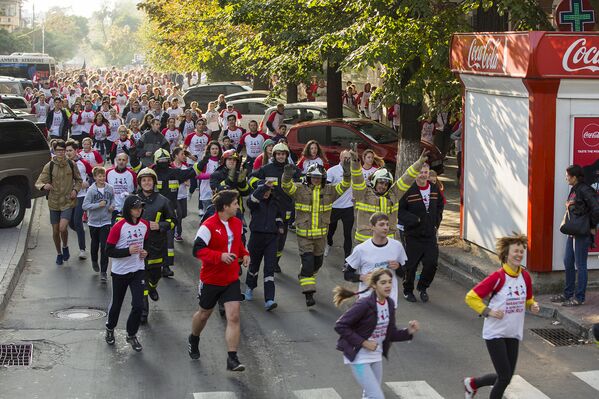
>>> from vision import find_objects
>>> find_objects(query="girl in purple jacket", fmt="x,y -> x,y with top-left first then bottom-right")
334,269 -> 420,399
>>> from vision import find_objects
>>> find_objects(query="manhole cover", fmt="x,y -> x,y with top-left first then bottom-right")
0,343 -> 33,366
531,328 -> 584,347
52,307 -> 106,321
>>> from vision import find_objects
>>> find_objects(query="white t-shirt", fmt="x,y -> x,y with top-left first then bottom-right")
80,110 -> 96,133
106,168 -> 137,211
200,158 -> 219,200
362,166 -> 378,182
162,128 -> 182,151
419,183 -> 431,211
106,219 -> 149,275
107,118 -> 121,142
222,219 -> 233,252
184,133 -> 209,157
483,272 -> 528,341
327,164 -> 352,209
344,299 -> 390,364
345,238 -> 407,305
50,111 -> 63,136
175,163 -> 190,200
224,128 -> 244,147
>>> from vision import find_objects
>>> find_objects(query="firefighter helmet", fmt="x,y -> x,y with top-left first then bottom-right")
272,142 -> 289,154
371,168 -> 393,192
222,149 -> 239,160
305,164 -> 326,187
137,167 -> 158,186
153,148 -> 171,163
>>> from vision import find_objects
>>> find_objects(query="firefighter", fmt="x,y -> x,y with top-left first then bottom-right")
248,143 -> 301,273
350,149 -> 428,244
135,167 -> 176,324
150,148 -> 200,277
281,161 -> 350,307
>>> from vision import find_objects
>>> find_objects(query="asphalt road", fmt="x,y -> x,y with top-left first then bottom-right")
0,201 -> 598,399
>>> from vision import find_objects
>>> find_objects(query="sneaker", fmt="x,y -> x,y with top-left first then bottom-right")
562,298 -> 584,307
100,272 -> 108,283
274,263 -> 282,273
149,288 -> 159,301
91,261 -> 100,272
305,292 -> 316,307
324,245 -> 330,257
105,329 -> 115,345
551,294 -> 568,303
78,250 -> 87,260
265,300 -> 278,311
188,334 -> 200,359
419,290 -> 429,303
174,234 -> 183,242
162,265 -> 174,277
62,247 -> 70,261
226,355 -> 246,372
404,292 -> 417,303
244,287 -> 253,301
464,377 -> 477,399
199,209 -> 205,217
56,254 -> 64,265
126,336 -> 142,352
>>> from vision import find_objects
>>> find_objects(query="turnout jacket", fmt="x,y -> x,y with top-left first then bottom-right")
247,184 -> 284,234
351,156 -> 425,243
397,182 -> 444,239
151,163 -> 200,206
137,191 -> 175,266
248,159 -> 301,218
281,166 -> 350,239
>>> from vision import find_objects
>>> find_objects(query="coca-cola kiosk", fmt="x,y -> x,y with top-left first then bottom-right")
450,31 -> 599,273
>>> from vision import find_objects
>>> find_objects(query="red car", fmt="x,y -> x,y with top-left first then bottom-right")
285,118 -> 399,169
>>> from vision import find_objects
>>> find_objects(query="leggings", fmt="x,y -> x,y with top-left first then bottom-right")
89,225 -> 110,272
68,197 -> 86,250
473,338 -> 520,399
175,198 -> 188,236
106,270 -> 145,337
349,361 -> 384,399
326,206 -> 354,258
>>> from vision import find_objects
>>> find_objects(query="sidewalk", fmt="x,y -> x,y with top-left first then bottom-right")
0,199 -> 40,316
436,157 -> 597,339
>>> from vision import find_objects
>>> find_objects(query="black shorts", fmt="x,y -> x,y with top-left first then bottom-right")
198,279 -> 242,310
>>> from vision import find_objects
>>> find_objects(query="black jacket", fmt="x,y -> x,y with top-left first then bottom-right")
136,191 -> 175,264
247,184 -> 284,234
136,129 -> 169,167
248,160 -> 301,214
567,182 -> 599,229
46,109 -> 71,140
397,182 -> 444,239
152,163 -> 198,205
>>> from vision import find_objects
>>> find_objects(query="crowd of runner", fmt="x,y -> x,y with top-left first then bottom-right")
29,68 -> 546,398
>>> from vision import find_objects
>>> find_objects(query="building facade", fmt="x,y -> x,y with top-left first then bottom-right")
0,0 -> 21,32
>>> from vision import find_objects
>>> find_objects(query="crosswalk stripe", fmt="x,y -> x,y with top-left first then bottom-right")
573,370 -> 599,391
293,388 -> 342,399
504,375 -> 551,399
385,381 -> 444,399
193,392 -> 237,399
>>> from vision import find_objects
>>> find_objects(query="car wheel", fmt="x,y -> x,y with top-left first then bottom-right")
0,185 -> 26,228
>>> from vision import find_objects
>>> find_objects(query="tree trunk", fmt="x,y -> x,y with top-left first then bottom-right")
326,61 -> 343,118
253,74 -> 270,90
395,102 -> 422,177
286,82 -> 298,103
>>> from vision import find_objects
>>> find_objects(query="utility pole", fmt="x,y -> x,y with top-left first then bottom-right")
32,2 -> 35,52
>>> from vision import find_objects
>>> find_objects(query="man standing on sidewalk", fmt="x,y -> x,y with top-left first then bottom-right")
188,190 -> 250,371
35,139 -> 83,265
398,163 -> 444,303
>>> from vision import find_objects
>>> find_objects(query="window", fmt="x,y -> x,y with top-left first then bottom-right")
224,85 -> 244,95
297,126 -> 329,145
1,97 -> 27,109
0,122 -> 47,154
248,102 -> 267,115
303,108 -> 327,122
283,108 -> 302,124
351,122 -> 398,144
232,102 -> 249,114
330,126 -> 362,147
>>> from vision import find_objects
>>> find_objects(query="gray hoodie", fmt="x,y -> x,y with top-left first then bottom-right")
82,183 -> 115,227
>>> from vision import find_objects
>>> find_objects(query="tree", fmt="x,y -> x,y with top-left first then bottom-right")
42,8 -> 89,61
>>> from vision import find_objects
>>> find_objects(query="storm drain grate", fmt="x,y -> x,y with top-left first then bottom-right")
530,328 -> 584,347
52,307 -> 106,321
0,343 -> 33,366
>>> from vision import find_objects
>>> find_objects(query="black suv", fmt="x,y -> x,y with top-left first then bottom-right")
0,119 -> 50,227
183,82 -> 251,110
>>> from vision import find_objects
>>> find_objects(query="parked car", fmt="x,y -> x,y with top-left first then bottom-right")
225,98 -> 276,130
183,82 -> 252,111
0,76 -> 24,96
286,118 -> 399,169
0,118 -> 50,227
0,102 -> 46,136
224,90 -> 272,102
0,95 -> 29,112
260,101 -> 361,134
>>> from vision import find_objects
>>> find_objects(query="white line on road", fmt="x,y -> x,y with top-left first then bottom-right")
293,388 -> 343,399
385,381 -> 444,399
504,375 -> 551,399
573,370 -> 599,392
193,392 -> 237,399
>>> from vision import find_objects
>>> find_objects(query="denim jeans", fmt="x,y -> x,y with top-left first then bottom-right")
563,234 -> 591,302
68,197 -> 86,250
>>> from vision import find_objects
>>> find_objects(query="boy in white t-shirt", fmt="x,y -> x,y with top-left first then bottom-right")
343,212 -> 407,305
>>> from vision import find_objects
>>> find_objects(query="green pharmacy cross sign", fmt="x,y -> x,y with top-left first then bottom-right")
556,0 -> 596,32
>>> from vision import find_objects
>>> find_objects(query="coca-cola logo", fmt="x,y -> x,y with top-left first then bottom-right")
582,123 -> 599,147
562,38 -> 599,73
467,38 -> 503,71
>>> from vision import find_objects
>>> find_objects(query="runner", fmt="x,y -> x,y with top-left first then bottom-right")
237,120 -> 268,174
162,117 -> 183,152
195,141 -> 222,216
69,103 -> 85,143
79,138 -> 104,167
463,234 -> 540,399
296,140 -> 329,174
188,190 -> 250,371
179,110 -> 196,139
106,153 -> 138,223
90,113 -> 111,159
46,98 -> 70,141
220,115 -> 245,148
325,150 -> 354,258
171,147 -> 191,242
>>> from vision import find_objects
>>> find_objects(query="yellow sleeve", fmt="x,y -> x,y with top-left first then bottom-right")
392,157 -> 424,197
465,289 -> 488,316
526,297 -> 535,308
351,159 -> 366,191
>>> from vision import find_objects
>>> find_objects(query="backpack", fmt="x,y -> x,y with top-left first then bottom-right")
46,159 -> 76,198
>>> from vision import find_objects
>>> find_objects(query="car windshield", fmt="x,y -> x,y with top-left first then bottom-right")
342,106 -> 360,118
352,122 -> 398,144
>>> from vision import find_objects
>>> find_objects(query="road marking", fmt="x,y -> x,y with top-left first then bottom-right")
293,388 -> 342,399
385,381 -> 444,399
193,392 -> 237,399
573,370 -> 599,391
504,375 -> 551,399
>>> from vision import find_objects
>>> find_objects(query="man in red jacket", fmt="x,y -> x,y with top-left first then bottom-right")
188,190 -> 250,371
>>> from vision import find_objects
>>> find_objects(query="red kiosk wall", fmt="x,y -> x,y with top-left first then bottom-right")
523,78 -> 560,272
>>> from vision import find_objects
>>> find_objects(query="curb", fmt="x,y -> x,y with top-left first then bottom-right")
0,198 -> 39,317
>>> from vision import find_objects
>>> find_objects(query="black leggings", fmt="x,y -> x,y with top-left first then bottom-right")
89,225 -> 110,272
474,338 -> 520,399
175,198 -> 188,236
326,207 -> 354,258
106,270 -> 145,337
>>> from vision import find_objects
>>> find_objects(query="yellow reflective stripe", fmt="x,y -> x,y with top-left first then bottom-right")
276,251 -> 282,257
296,203 -> 312,212
143,290 -> 149,295
353,182 -> 366,190
335,182 -> 344,195
193,162 -> 201,174
391,203 -> 399,212
147,258 -> 163,265
168,184 -> 179,189
296,228 -> 327,237
168,250 -> 174,256
379,196 -> 388,213
396,178 -> 410,191
155,211 -> 162,223
407,165 -> 419,178
355,202 -> 378,212
248,176 -> 259,188
148,281 -> 158,288
157,183 -> 163,189
132,164 -> 141,173
312,187 -> 320,230
351,168 -> 362,175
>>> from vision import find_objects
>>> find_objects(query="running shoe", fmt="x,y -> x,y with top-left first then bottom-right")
404,292 -> 417,303
265,300 -> 278,311
100,272 -> 108,283
562,298 -> 584,307
463,377 -> 477,398
78,250 -> 87,260
188,334 -> 200,359
91,261 -> 100,272
126,336 -> 143,352
419,290 -> 429,303
324,245 -> 330,257
56,254 -> 63,265
550,294 -> 568,303
305,292 -> 316,307
105,329 -> 115,345
149,288 -> 159,301
174,234 -> 183,242
62,247 -> 70,261
162,265 -> 174,277
226,355 -> 245,372
244,287 -> 253,301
